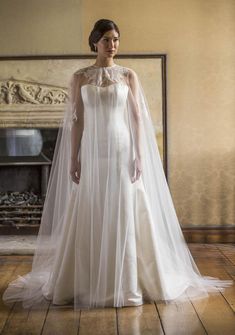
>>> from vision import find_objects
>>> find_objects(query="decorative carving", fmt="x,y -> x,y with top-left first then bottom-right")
0,79 -> 68,128
0,79 -> 68,105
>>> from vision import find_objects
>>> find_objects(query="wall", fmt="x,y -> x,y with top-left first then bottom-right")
0,0 -> 234,227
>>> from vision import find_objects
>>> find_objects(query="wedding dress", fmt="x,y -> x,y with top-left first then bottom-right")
2,64 -> 233,310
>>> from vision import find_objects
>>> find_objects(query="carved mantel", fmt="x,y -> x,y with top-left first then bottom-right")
0,79 -> 68,128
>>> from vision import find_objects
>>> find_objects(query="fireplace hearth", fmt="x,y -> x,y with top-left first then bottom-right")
0,192 -> 42,234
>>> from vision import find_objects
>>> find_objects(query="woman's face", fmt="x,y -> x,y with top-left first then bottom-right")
95,29 -> 120,58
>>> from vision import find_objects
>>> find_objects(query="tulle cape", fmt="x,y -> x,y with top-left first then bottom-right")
2,64 -> 233,310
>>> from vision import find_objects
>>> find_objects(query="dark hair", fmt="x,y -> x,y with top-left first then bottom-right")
88,19 -> 120,52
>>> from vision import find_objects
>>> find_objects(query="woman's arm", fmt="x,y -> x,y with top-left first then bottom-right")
69,73 -> 84,184
128,69 -> 142,182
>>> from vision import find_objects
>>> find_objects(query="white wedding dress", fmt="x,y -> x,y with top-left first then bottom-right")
2,64 -> 233,310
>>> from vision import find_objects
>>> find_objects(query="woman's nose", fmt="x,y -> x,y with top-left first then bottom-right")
109,40 -> 114,48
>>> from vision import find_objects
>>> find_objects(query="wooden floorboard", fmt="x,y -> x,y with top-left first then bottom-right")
0,257 -> 48,335
0,256 -> 33,334
0,244 -> 234,335
188,244 -> 235,334
42,304 -> 80,335
197,244 -> 235,314
191,293 -> 235,335
117,303 -> 164,335
156,300 -> 207,335
78,307 -> 117,335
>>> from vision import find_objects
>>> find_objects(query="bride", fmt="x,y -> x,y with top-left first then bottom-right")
2,19 -> 233,310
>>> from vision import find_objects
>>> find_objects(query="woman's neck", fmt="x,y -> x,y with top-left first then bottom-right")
93,57 -> 115,67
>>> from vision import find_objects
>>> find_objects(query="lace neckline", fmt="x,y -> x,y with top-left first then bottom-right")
74,64 -> 127,87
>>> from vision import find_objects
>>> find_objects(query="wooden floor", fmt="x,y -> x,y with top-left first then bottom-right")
0,244 -> 235,335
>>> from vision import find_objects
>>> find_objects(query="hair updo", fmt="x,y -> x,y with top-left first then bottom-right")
88,19 -> 120,52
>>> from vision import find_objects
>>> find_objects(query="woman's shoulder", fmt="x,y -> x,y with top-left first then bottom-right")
120,66 -> 138,83
117,65 -> 138,78
73,66 -> 91,77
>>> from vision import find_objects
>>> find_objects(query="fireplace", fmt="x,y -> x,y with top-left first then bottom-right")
0,128 -> 58,234
0,77 -> 67,234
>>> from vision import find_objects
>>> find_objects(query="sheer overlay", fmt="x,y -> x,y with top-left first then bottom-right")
2,64 -> 233,310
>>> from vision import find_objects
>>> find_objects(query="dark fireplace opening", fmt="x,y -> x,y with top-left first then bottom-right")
0,128 -> 58,234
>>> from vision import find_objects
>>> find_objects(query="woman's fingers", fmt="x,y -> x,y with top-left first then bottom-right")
70,160 -> 81,184
71,172 -> 80,184
70,170 -> 80,184
131,158 -> 142,183
134,169 -> 141,181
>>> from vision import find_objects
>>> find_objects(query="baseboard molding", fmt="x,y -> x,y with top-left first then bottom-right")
182,226 -> 235,243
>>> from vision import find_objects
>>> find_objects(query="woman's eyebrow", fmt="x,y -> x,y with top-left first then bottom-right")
103,36 -> 119,38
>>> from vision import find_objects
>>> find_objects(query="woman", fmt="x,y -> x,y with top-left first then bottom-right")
2,19 -> 233,310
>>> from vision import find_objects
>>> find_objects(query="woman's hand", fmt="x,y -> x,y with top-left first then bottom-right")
131,156 -> 142,183
70,159 -> 81,184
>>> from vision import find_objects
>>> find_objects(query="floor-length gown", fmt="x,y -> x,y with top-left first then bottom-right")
2,64 -> 233,309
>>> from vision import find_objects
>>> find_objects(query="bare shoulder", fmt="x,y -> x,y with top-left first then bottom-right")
122,66 -> 138,79
125,67 -> 137,75
121,66 -> 138,85
71,66 -> 90,86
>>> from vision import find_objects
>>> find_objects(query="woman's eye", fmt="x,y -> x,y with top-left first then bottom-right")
103,38 -> 119,42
